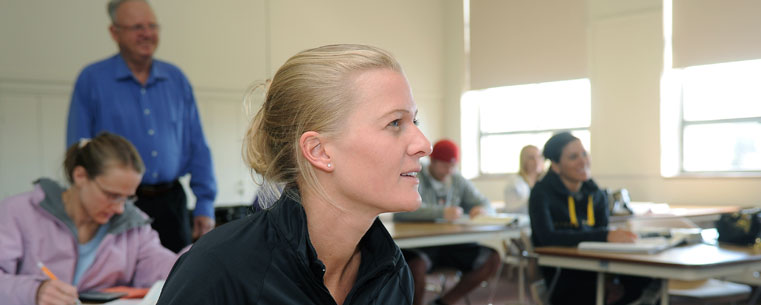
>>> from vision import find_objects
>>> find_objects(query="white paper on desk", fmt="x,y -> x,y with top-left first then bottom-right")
461,213 -> 519,226
139,280 -> 164,305
578,237 -> 683,254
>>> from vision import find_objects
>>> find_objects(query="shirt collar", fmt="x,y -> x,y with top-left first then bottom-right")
112,53 -> 167,85
268,189 -> 402,278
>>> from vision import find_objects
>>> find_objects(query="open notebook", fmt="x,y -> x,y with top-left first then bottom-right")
102,280 -> 164,305
578,237 -> 684,254
453,213 -> 525,226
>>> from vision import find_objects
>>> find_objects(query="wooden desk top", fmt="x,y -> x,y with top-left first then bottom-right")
535,243 -> 761,269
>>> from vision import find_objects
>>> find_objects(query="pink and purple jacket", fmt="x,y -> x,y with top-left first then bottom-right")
0,179 -> 180,305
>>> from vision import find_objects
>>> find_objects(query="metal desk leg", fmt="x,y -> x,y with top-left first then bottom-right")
518,262 -> 525,303
596,272 -> 605,305
487,252 -> 506,305
660,278 -> 669,305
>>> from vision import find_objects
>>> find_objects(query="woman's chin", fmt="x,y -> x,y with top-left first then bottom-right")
394,199 -> 422,213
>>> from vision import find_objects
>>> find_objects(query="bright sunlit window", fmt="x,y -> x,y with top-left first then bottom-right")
679,60 -> 761,173
461,79 -> 591,178
661,0 -> 761,176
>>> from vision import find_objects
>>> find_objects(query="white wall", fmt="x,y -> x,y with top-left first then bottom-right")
470,0 -> 761,207
267,0 -> 447,141
0,0 -> 450,206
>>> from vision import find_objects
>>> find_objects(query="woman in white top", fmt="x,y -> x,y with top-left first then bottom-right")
503,145 -> 545,213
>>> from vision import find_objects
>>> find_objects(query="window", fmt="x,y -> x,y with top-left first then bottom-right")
461,79 -> 591,178
661,0 -> 761,176
674,60 -> 761,173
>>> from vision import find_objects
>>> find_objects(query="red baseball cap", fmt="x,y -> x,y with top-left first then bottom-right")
430,139 -> 459,163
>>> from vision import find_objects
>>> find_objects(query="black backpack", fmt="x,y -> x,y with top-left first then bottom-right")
716,208 -> 761,246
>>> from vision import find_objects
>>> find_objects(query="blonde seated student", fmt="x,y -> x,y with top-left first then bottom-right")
156,44 -> 429,304
0,132 -> 181,305
503,145 -> 545,213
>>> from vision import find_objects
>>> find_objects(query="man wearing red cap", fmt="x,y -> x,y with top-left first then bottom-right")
394,139 -> 499,305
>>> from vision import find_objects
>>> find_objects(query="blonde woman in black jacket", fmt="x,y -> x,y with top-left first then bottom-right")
157,44 -> 430,305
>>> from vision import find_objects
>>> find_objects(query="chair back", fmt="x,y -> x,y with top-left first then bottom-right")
515,229 -> 554,305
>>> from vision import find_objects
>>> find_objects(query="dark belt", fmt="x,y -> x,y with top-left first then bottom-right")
136,180 -> 180,198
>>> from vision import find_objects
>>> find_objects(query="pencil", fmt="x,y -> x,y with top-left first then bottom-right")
37,262 -> 82,305
36,262 -> 58,281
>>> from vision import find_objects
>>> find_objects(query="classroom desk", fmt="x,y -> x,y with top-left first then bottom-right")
535,243 -> 761,305
387,221 -> 524,248
610,203 -> 741,224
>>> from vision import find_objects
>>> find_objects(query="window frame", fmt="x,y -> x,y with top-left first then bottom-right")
462,79 -> 592,178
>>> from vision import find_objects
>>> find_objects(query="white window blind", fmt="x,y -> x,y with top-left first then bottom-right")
469,0 -> 587,90
672,0 -> 761,68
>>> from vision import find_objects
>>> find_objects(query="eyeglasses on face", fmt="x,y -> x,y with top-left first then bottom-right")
92,179 -> 138,204
114,23 -> 160,33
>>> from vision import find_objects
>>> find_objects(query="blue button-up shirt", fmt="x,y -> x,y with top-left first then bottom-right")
66,54 -> 217,218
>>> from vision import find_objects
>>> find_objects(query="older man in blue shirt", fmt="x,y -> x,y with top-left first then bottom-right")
66,0 -> 216,252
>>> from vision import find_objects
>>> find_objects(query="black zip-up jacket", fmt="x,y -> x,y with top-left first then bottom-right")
529,170 -> 610,247
157,193 -> 413,304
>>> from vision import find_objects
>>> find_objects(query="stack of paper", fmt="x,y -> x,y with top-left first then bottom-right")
467,213 -> 519,226
578,237 -> 683,254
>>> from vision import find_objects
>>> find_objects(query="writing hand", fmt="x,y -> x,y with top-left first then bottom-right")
468,206 -> 486,219
36,279 -> 78,305
443,206 -> 464,222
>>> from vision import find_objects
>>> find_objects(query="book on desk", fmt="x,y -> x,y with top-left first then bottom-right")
578,237 -> 685,254
577,228 -> 703,254
453,213 -> 526,226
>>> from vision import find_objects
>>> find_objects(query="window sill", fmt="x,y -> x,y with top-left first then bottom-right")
663,171 -> 761,179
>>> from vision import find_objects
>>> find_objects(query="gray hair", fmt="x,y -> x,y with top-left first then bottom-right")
107,0 -> 148,24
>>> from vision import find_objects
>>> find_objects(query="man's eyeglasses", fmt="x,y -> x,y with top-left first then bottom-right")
114,23 -> 160,33
92,179 -> 138,204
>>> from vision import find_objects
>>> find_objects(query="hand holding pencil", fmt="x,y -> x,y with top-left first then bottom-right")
36,262 -> 81,305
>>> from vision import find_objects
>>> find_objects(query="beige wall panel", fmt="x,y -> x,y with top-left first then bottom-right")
39,94 -> 70,184
589,11 -> 663,177
267,0 -> 445,140
0,95 -> 43,198
0,1 -> 113,81
153,0 -> 268,90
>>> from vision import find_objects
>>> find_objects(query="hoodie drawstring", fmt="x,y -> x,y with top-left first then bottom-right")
568,195 -> 595,227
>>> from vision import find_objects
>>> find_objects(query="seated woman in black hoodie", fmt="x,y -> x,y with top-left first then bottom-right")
529,132 -> 652,305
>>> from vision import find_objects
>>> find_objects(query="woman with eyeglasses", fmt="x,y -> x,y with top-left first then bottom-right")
0,132 -> 180,305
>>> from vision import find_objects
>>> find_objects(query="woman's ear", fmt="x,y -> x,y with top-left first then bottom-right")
72,166 -> 89,186
549,162 -> 561,174
299,131 -> 333,172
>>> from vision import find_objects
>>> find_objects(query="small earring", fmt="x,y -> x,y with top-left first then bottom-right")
327,163 -> 332,168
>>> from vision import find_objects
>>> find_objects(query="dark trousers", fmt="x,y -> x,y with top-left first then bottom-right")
544,268 -> 652,305
135,181 -> 191,253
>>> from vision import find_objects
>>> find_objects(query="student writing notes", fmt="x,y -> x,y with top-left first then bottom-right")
0,132 -> 181,305
394,140 -> 500,305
